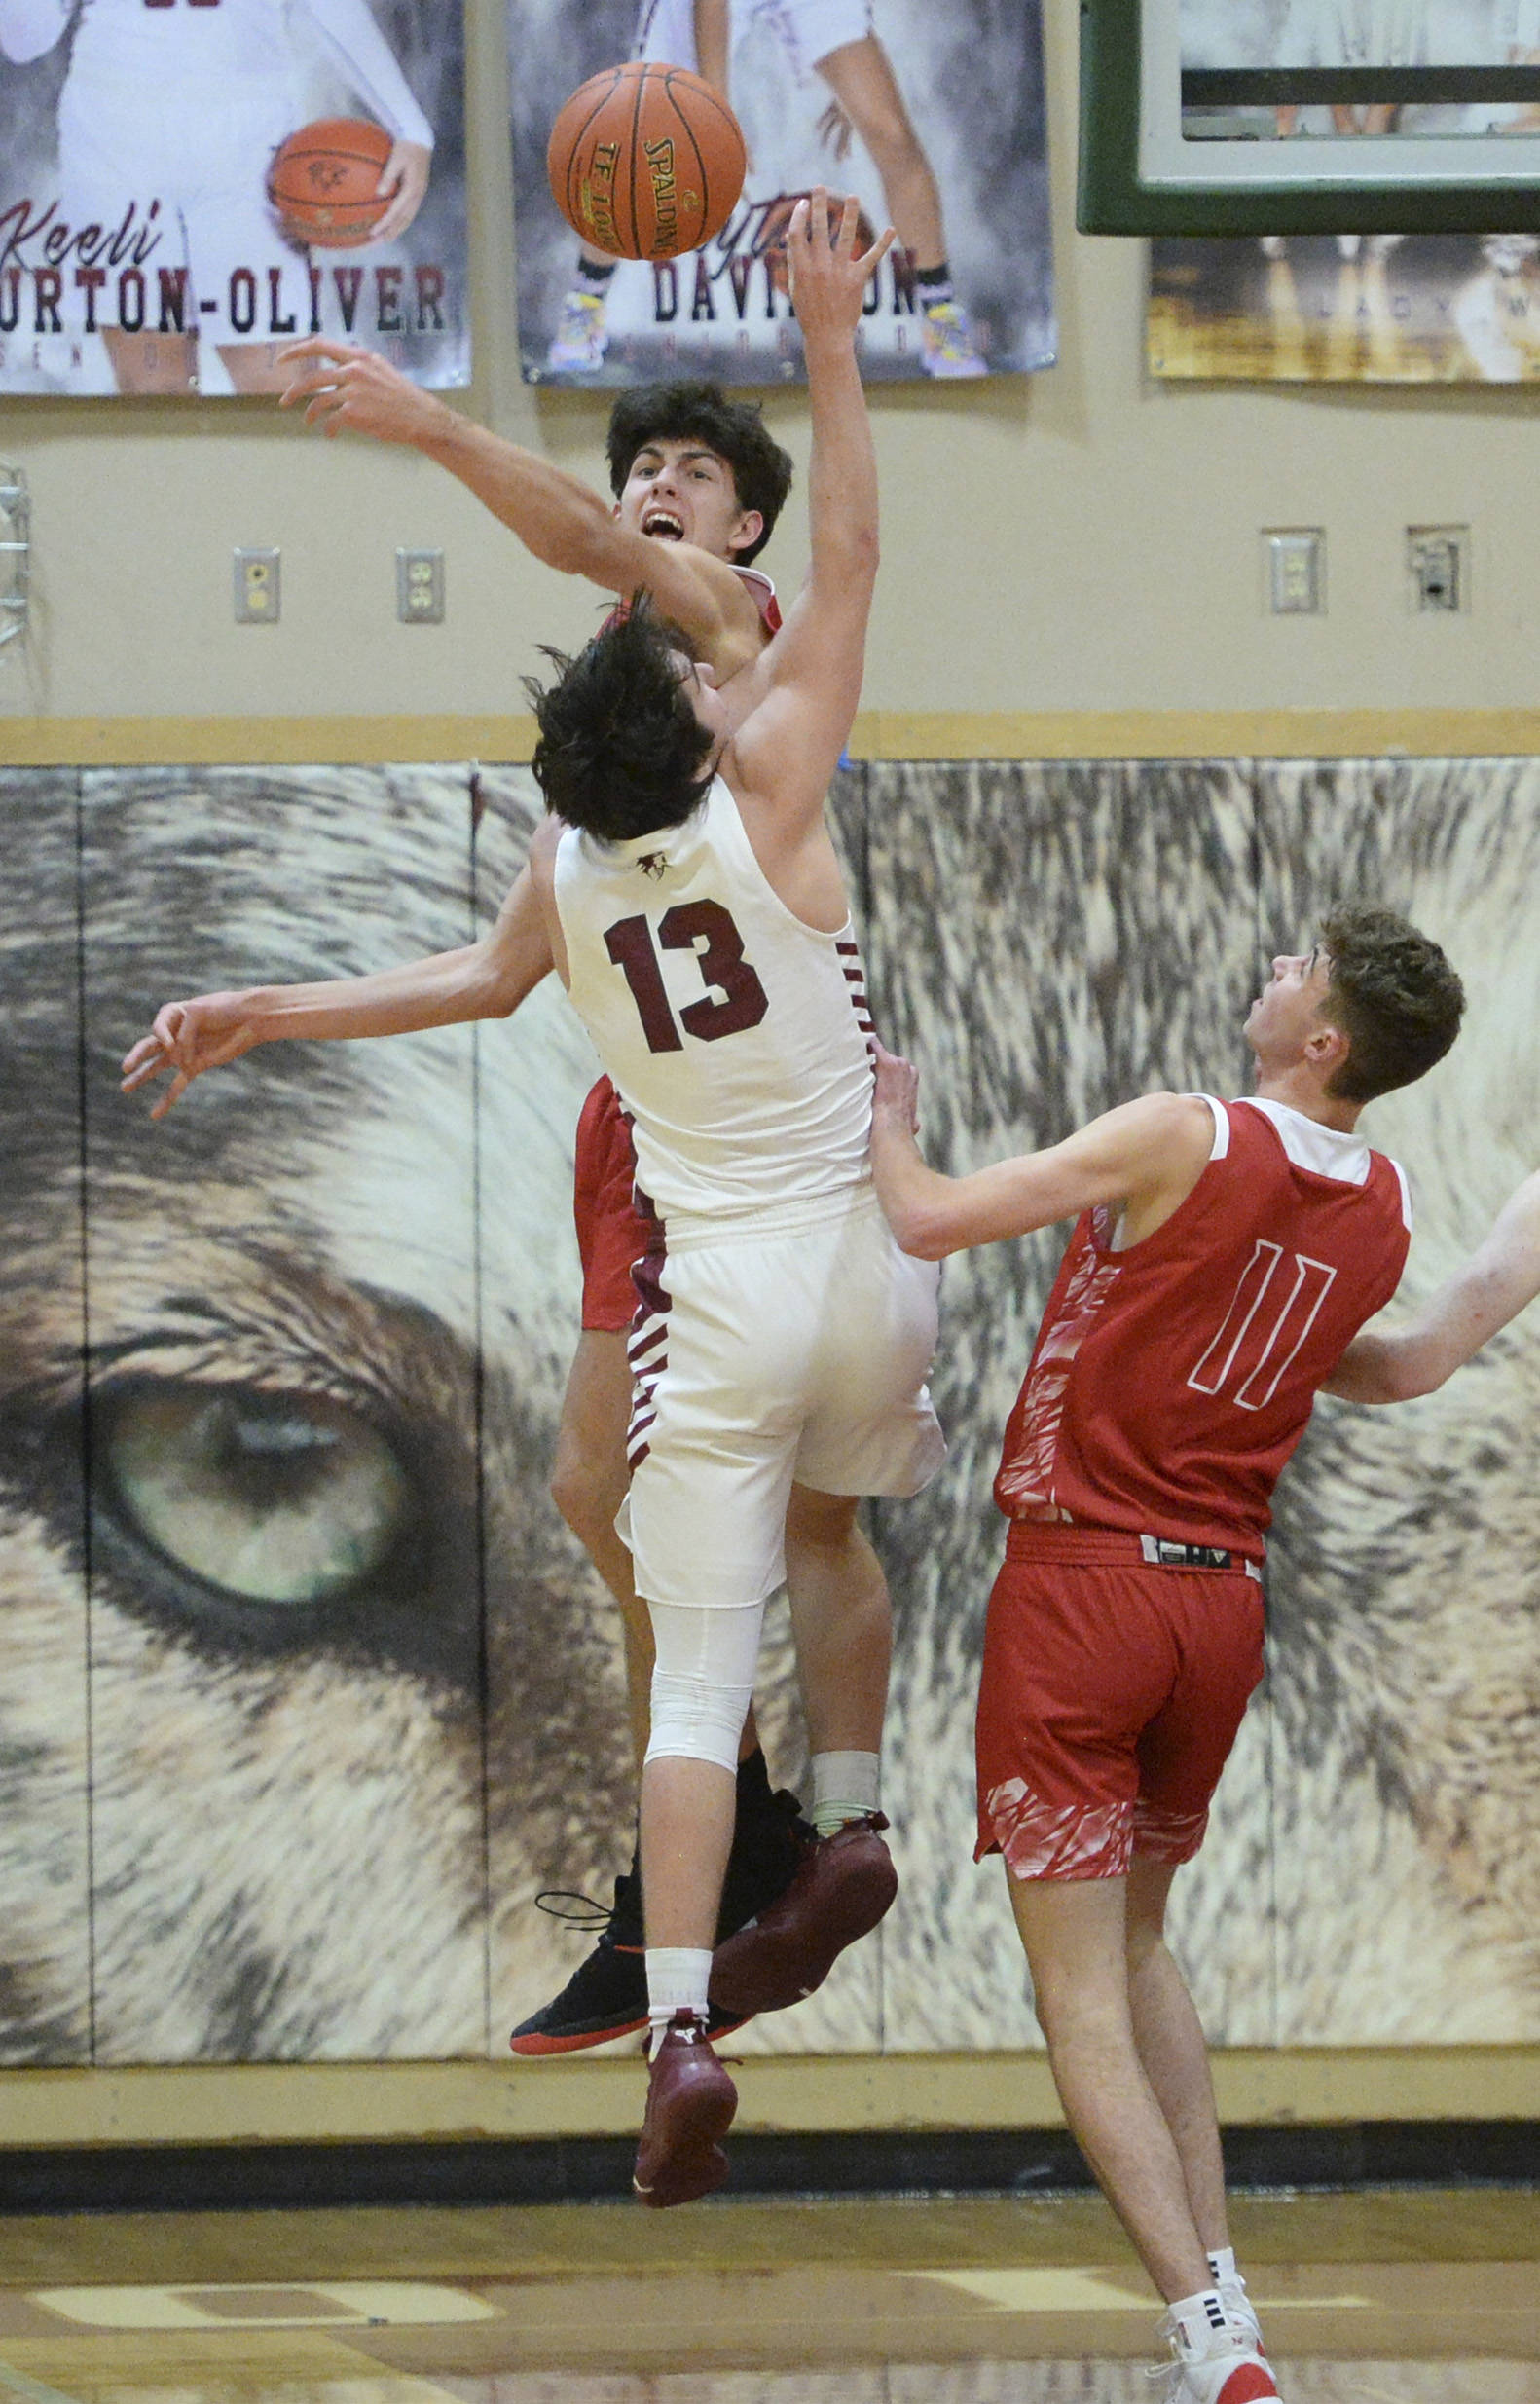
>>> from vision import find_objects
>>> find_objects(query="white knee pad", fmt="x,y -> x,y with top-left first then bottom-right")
643,1598 -> 764,1775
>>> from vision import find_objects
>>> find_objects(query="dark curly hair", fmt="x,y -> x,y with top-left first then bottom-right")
1318,905 -> 1465,1102
526,600 -> 716,843
605,380 -> 793,566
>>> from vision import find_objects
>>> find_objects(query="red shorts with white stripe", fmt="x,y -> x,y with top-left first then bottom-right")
974,1522 -> 1265,1881
572,1076 -> 652,1335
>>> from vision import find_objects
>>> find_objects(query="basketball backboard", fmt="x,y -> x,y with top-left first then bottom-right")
1081,0 -> 1540,232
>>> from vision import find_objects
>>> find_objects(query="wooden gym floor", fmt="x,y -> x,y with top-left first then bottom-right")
0,2188 -> 1533,2404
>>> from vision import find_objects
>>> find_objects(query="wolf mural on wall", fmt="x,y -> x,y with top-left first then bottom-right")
0,754 -> 1535,2064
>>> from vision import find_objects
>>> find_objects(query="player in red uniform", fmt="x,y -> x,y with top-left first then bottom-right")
869,907 -> 1465,2404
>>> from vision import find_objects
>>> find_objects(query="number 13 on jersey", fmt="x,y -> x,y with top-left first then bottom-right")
605,901 -> 769,1055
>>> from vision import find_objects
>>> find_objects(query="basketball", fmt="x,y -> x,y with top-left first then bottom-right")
267,119 -> 394,250
546,62 -> 747,261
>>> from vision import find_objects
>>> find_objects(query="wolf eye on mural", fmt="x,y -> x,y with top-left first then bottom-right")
0,756 -> 1535,2066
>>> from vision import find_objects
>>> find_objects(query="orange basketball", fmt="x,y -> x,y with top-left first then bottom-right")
547,62 -> 747,261
267,119 -> 395,250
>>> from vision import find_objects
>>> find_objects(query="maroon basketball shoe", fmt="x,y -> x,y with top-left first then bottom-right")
632,2012 -> 738,2209
708,1812 -> 898,2017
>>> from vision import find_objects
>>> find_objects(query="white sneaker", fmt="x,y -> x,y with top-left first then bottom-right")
921,299 -> 987,378
546,289 -> 608,374
1155,2298 -> 1278,2404
1216,2271 -> 1265,2353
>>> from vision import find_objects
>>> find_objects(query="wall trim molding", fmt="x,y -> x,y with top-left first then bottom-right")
11,712 -> 1540,766
3,2121 -> 1538,2214
0,2049 -> 1533,2148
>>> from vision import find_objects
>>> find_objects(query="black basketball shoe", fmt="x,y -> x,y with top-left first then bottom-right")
509,1751 -> 811,2056
509,1867 -> 650,2055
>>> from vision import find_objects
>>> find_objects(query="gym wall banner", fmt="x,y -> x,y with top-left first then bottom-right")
1151,233 -> 1540,384
0,0 -> 467,397
1153,0 -> 1540,382
510,0 -> 1056,388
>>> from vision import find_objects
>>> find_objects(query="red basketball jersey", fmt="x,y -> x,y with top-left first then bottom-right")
993,1096 -> 1412,1559
601,565 -> 783,639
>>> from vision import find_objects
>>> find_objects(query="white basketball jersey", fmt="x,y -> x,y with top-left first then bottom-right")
553,778 -> 876,1231
71,0 -> 295,85
66,0 -> 433,145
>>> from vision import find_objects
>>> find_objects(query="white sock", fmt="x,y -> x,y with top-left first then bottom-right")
1168,2289 -> 1231,2349
1208,2246 -> 1238,2286
810,1749 -> 879,1838
645,1945 -> 711,2049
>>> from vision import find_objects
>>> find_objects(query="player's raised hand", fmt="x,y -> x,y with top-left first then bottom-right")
121,994 -> 264,1121
784,187 -> 895,348
371,137 -> 432,243
870,1040 -> 920,1136
276,337 -> 450,440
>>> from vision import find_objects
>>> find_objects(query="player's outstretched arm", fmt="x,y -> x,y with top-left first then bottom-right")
729,192 -> 894,827
275,345 -> 761,678
1325,1166 -> 1540,1401
869,1045 -> 1216,1260
121,865 -> 553,1120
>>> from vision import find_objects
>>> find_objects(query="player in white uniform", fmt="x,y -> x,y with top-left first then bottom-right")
126,198 -> 937,2200
267,342 -> 919,2053
524,192 -> 943,2204
0,0 -> 433,393
546,0 -> 985,379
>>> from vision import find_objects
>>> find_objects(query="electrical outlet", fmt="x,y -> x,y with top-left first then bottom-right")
1264,529 -> 1324,615
396,547 -> 445,624
234,547 -> 280,624
1407,526 -> 1468,613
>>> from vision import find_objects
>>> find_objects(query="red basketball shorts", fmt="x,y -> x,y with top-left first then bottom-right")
975,1522 -> 1265,1881
572,1077 -> 652,1334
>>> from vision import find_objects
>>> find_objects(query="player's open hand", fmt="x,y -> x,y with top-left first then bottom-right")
371,137 -> 432,244
121,995 -> 264,1121
871,1040 -> 920,1135
275,337 -> 447,440
784,188 -> 895,348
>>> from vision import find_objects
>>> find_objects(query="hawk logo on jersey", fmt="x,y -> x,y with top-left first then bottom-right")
638,851 -> 668,880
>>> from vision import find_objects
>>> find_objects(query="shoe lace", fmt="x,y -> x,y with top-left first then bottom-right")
533,1886 -> 618,1933
1144,2311 -> 1181,2391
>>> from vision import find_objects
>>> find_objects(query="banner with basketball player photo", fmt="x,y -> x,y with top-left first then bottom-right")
1150,232 -> 1540,383
509,0 -> 1055,387
0,0 -> 467,396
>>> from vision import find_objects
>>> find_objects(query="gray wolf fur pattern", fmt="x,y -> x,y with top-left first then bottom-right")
0,755 -> 1534,2061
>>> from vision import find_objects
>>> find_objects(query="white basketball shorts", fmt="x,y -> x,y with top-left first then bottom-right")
634,0 -> 875,78
634,0 -> 699,67
619,1186 -> 945,1610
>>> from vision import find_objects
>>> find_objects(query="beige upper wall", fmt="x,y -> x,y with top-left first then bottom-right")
3,0 -> 1540,729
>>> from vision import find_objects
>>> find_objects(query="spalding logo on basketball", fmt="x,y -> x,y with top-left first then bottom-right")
547,62 -> 747,261
267,119 -> 395,250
